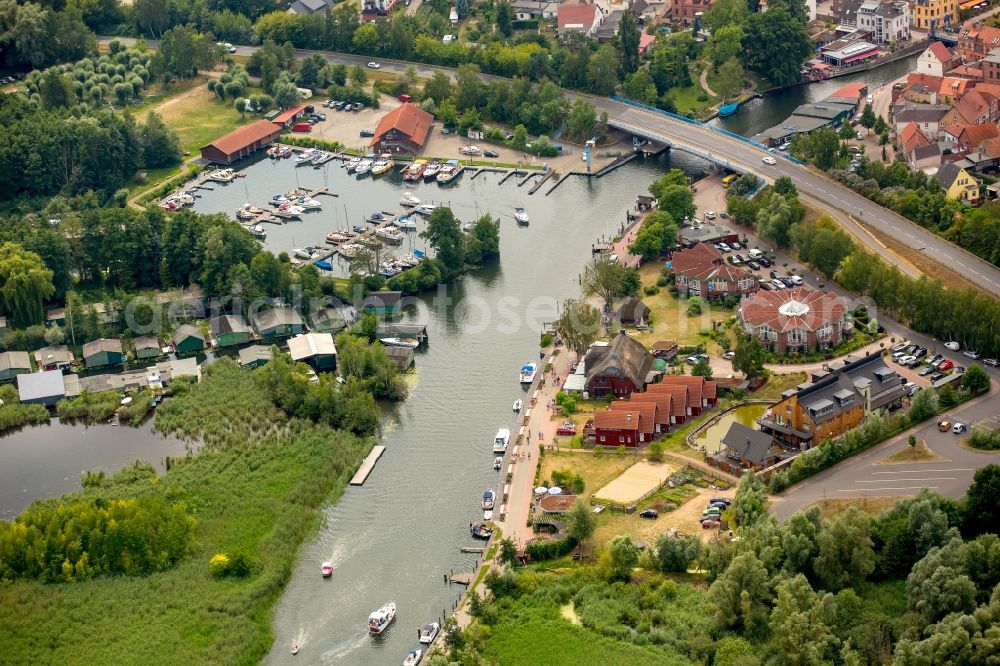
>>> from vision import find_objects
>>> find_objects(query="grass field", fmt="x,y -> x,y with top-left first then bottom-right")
808,496 -> 901,519
148,83 -> 260,156
755,372 -> 808,401
0,361 -> 371,665
631,262 -> 731,350
538,451 -> 634,501
879,440 -> 948,464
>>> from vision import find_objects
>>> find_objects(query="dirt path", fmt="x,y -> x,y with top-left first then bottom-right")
698,68 -> 717,98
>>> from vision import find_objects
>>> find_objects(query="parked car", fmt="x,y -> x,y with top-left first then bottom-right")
953,423 -> 968,434
985,358 -> 1000,367
705,210 -> 716,219
702,519 -> 721,529
930,373 -> 945,382
903,381 -> 917,394
963,350 -> 980,359
710,497 -> 731,506
892,342 -> 911,353
483,149 -> 499,158
919,366 -> 935,377
938,419 -> 952,432
757,256 -> 772,267
718,243 -> 731,252
788,275 -> 803,285
954,366 -> 965,374
639,509 -> 659,519
771,279 -> 785,290
367,61 -> 381,69
360,129 -> 374,137
747,260 -> 761,270
945,341 -> 960,351
914,348 -> 928,359
926,354 -> 943,366
685,356 -> 700,365
897,355 -> 916,365
729,242 -> 742,250
906,358 -> 922,368
723,351 -> 736,360
769,270 -> 781,280
760,282 -> 773,291
556,421 -> 577,436
459,145 -> 481,155
734,253 -> 747,263
937,359 -> 954,371
730,255 -> 743,265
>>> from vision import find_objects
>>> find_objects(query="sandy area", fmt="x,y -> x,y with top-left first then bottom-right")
592,460 -> 674,505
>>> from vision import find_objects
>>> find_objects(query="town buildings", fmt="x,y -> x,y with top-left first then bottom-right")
370,103 -> 434,155
667,0 -> 713,24
670,242 -> 757,300
584,331 -> 655,398
252,307 -> 305,339
557,2 -> 604,37
739,287 -> 850,354
917,41 -> 959,76
957,21 -> 1000,62
200,120 -> 282,165
912,0 -> 957,31
855,0 -> 910,44
936,162 -> 981,203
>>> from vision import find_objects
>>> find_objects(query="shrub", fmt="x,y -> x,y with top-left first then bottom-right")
525,535 -> 577,561
541,333 -> 553,347
209,553 -> 231,577
644,285 -> 660,296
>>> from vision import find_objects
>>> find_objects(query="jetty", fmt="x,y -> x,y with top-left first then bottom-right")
350,445 -> 386,486
528,169 -> 555,195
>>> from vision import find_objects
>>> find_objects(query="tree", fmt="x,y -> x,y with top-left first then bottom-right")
424,71 -> 452,104
566,499 -> 596,546
555,299 -> 601,356
582,257 -> 629,313
909,434 -> 918,458
814,508 -> 875,591
139,111 -> 181,169
0,243 -> 56,328
768,575 -> 840,664
733,335 -> 767,380
564,100 -> 598,143
350,64 -> 368,87
908,387 -> 938,423
742,10 -> 813,87
498,537 -> 517,566
628,211 -> 677,259
839,118 -> 857,141
709,551 -> 771,632
861,103 -> 876,133
587,44 -> 620,96
421,207 -> 464,278
965,465 -> 1000,536
607,535 -> 639,580
961,364 -> 990,395
709,25 -> 744,67
734,470 -> 767,527
622,69 -> 658,104
791,218 -> 855,277
654,533 -> 701,572
716,57 -> 744,101
39,69 -> 74,109
692,358 -> 713,379
755,195 -> 796,248
658,185 -> 696,222
496,1 -> 513,37
873,115 -> 888,136
272,76 -> 299,110
800,128 -> 841,170
352,23 -> 378,53
617,10 -> 641,76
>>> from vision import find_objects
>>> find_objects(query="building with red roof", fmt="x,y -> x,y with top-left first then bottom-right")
593,408 -> 643,447
200,120 -> 282,164
370,103 -> 434,155
609,400 -> 657,443
670,242 -> 758,300
958,21 -> 1000,62
557,3 -> 603,37
942,89 -> 997,126
943,122 -> 1000,155
918,41 -> 960,77
628,392 -> 673,432
639,33 -> 656,59
739,287 -> 849,355
271,104 -> 309,128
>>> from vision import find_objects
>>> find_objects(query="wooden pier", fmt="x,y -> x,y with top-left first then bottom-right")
517,172 -> 538,187
529,169 -> 555,195
498,169 -> 522,185
350,445 -> 386,486
447,571 -> 475,586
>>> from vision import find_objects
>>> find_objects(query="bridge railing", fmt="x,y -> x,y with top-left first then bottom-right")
610,95 -> 807,166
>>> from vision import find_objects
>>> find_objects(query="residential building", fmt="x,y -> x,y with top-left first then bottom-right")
171,325 -> 206,355
654,375 -> 717,414
557,3 -> 604,37
33,345 -> 73,371
627,392 -> 673,433
82,338 -> 125,369
239,345 -> 273,370
0,351 -> 31,382
912,0 -> 957,31
596,9 -> 624,41
270,105 -> 309,129
644,383 -> 690,424
981,48 -> 1000,82
616,296 -> 651,327
911,143 -> 945,169
941,89 -> 996,125
936,162 -> 981,203
713,423 -> 785,475
370,103 -> 433,155
593,409 -> 643,447
361,0 -> 401,22
942,122 -> 1000,155
639,33 -> 656,59
670,242 -> 758,300
668,0 -> 713,24
739,287 -> 850,354
957,20 -> 1000,62
133,335 -> 161,360
649,340 -> 678,360
892,103 -> 950,138
288,333 -> 337,371
17,369 -> 76,406
583,331 -> 655,398
287,0 -> 334,14
363,291 -> 403,317
310,307 -> 351,334
758,352 -> 907,448
200,120 -> 282,164
856,0 -> 910,44
917,41 -> 959,75
608,400 -> 657,444
210,314 -> 252,348
252,307 -> 304,339
898,121 -> 932,161
510,0 -> 558,19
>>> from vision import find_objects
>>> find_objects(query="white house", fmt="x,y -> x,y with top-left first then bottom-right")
917,41 -> 956,77
856,0 -> 909,44
557,3 -> 604,38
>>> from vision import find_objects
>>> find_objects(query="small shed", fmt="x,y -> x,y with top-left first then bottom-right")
210,314 -> 252,348
239,345 -> 273,369
34,345 -> 74,371
288,333 -> 337,371
311,307 -> 349,334
363,291 -> 403,317
252,307 -> 304,339
17,369 -> 69,406
0,351 -> 32,382
46,308 -> 66,327
133,335 -> 162,360
171,325 -> 206,355
720,423 -> 780,472
650,340 -> 678,360
616,296 -> 651,327
82,338 -> 125,369
383,344 -> 414,371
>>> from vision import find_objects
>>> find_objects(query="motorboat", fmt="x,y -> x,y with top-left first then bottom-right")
494,456 -> 503,471
369,211 -> 389,223
414,203 -> 438,216
346,156 -> 361,172
297,197 -> 322,210
419,622 -> 440,645
291,644 -> 300,656
314,259 -> 332,270
321,562 -> 333,577
326,230 -> 356,244
278,147 -> 293,158
483,510 -> 493,521
400,191 -> 421,207
371,155 -> 395,176
355,158 -> 374,176
368,602 -> 396,635
207,169 -> 235,183
279,204 -> 305,216
519,362 -> 537,384
492,428 -> 511,454
514,207 -> 529,225
294,246 -> 315,260
403,649 -> 423,666
395,216 -> 418,230
470,522 -> 494,540
482,489 -> 496,510
250,224 -> 266,239
718,102 -> 738,117
312,151 -> 334,166
338,243 -> 361,258
403,160 -> 427,181
461,221 -> 473,232
380,337 -> 419,348
294,148 -> 317,164
513,399 -> 522,413
398,253 -> 420,266
422,161 -> 441,181
436,160 -> 463,185
376,227 -> 405,244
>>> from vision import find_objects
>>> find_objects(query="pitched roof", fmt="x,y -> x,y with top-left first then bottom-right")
645,383 -> 689,417
558,2 -> 600,30
671,242 -> 753,283
252,307 -> 303,331
912,143 -> 943,162
287,332 -> 337,360
172,324 -> 204,344
659,375 -> 706,407
739,287 -> 848,334
926,41 -> 955,63
831,82 -> 866,102
900,122 -> 931,154
82,338 -> 123,358
239,345 -> 273,366
272,104 -> 308,125
959,21 -> 1000,46
721,423 -> 776,466
0,351 -> 31,372
371,103 -> 433,147
627,392 -> 672,424
593,408 -> 642,431
585,331 -> 654,389
33,345 -> 73,366
935,161 -> 967,188
954,91 -> 991,122
610,400 -> 656,435
979,136 -> 1000,157
133,335 -> 160,351
616,296 -> 651,322
959,122 -> 999,147
17,369 -> 66,401
210,314 -> 250,336
202,120 -> 281,156
363,290 -> 403,308
786,352 -> 904,422
894,104 -> 950,123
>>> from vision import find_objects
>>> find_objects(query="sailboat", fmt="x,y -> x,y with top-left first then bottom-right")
718,100 -> 738,117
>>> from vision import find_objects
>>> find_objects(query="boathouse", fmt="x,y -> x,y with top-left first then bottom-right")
200,120 -> 283,165
34,345 -> 74,371
171,325 -> 206,355
370,103 -> 433,155
363,291 -> 403,317
210,314 -> 252,348
288,332 -> 337,371
82,338 -> 125,369
383,345 -> 414,371
0,351 -> 31,382
583,330 -> 655,398
17,369 -> 75,406
252,307 -> 304,339
310,306 -> 350,334
133,335 -> 161,360
239,345 -> 273,369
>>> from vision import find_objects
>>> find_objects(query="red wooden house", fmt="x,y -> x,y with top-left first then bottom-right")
593,409 -> 643,447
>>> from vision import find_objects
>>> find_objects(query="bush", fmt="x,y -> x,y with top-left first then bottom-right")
540,333 -> 553,347
969,428 -> 1000,450
644,285 -> 660,296
656,276 -> 671,287
525,535 -> 577,561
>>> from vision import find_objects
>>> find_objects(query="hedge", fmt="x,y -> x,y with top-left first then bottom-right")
525,535 -> 577,561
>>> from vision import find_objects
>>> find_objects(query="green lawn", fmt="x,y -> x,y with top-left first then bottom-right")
149,83 -> 263,155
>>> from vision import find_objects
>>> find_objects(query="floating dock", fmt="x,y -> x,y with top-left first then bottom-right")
350,445 -> 386,485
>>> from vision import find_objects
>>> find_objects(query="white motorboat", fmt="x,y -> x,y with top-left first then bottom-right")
519,362 -> 537,384
514,207 -> 529,225
414,203 -> 438,216
355,158 -> 374,176
395,216 -> 418,230
492,427 -> 511,454
494,456 -> 503,471
346,156 -> 361,172
250,224 -> 266,239
400,191 -> 421,207
375,227 -> 405,244
291,644 -> 300,656
207,169 -> 235,183
403,649 -> 423,666
513,399 -> 522,413
419,622 -> 440,645
482,489 -> 496,510
399,253 -> 421,266
294,246 -> 315,260
321,562 -> 333,578
380,337 -> 419,349
297,197 -> 322,210
422,161 -> 441,180
371,155 -> 395,176
368,602 -> 396,635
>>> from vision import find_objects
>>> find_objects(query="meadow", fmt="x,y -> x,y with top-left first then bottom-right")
0,360 -> 371,665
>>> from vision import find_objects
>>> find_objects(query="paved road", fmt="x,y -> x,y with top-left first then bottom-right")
771,389 -> 1000,520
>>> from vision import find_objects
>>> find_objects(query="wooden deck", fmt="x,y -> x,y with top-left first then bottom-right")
350,445 -> 386,485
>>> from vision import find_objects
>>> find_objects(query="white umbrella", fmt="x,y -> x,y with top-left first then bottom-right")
534,487 -> 548,495
548,487 -> 562,495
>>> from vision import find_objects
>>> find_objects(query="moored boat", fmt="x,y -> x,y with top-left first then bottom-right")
419,622 -> 440,645
718,102 -> 738,117
376,227 -> 405,244
297,196 -> 322,210
482,489 -> 496,510
355,157 -> 374,176
394,216 -> 417,230
513,399 -> 522,413
250,224 -> 266,239
403,159 -> 427,181
326,229 -> 356,244
371,154 -> 395,176
293,246 -> 315,260
422,161 -> 441,181
492,428 -> 510,454
436,160 -> 463,185
380,336 -> 419,348
294,148 -> 317,164
519,361 -> 537,384
400,191 -> 421,207
470,522 -> 493,540
368,602 -> 396,635
414,203 -> 438,216
403,649 -> 423,666
346,156 -> 361,172
493,456 -> 503,471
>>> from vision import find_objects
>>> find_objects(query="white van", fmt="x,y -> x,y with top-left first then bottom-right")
789,275 -> 803,285
748,249 -> 763,260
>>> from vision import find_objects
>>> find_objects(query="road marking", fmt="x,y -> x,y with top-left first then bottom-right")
855,477 -> 957,483
870,468 -> 974,474
836,486 -> 939,492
